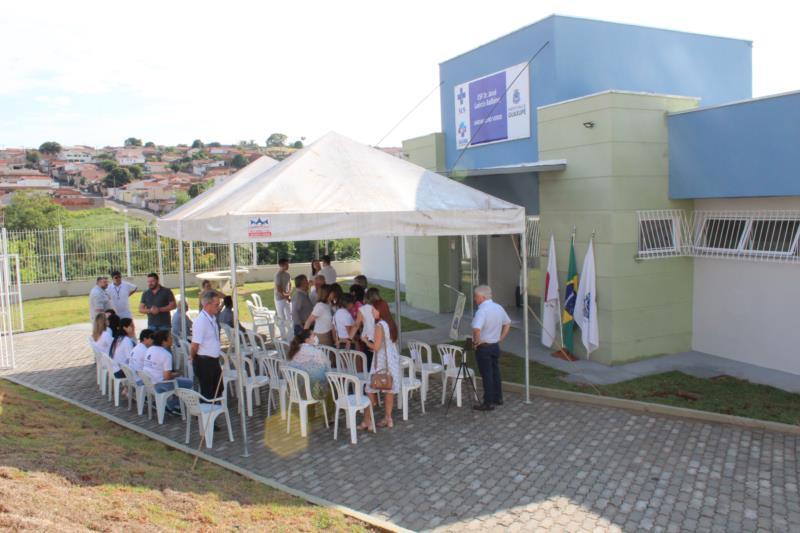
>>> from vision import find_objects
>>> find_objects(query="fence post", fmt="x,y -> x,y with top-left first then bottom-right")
188,241 -> 195,273
124,222 -> 132,277
58,224 -> 67,282
251,242 -> 257,267
156,235 -> 164,279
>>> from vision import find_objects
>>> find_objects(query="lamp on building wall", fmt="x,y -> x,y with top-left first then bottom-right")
583,121 -> 595,128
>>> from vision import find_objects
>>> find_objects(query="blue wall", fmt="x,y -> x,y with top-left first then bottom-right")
668,91 -> 800,199
439,15 -> 752,171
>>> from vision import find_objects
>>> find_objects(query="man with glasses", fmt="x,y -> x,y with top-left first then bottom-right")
108,270 -> 138,319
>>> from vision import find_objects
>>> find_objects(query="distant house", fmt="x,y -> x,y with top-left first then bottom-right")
114,149 -> 145,166
191,159 -> 225,176
52,187 -> 101,209
0,174 -> 59,191
61,147 -> 96,163
144,161 -> 170,174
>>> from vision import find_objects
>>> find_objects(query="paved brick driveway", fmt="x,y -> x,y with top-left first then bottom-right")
3,325 -> 799,532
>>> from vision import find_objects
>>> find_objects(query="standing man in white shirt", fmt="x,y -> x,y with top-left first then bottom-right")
274,258 -> 292,321
191,290 -> 223,400
319,255 -> 337,284
471,285 -> 511,412
89,276 -> 112,322
108,270 -> 137,319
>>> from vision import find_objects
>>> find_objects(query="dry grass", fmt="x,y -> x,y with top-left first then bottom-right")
0,379 -> 371,532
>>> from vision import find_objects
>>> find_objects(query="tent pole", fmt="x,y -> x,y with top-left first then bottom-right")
230,243 -> 250,457
521,230 -> 531,404
178,238 -> 187,352
393,237 -> 401,346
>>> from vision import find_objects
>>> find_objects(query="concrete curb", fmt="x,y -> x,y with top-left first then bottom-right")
496,379 -> 800,436
1,375 -> 410,533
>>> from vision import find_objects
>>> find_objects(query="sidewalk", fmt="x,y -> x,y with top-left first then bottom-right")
398,302 -> 800,394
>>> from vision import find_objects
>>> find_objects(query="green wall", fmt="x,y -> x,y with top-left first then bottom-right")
401,133 -> 456,313
532,91 -> 697,364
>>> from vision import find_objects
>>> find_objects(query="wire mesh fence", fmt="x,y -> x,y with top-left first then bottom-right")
636,209 -> 800,264
7,224 -> 361,284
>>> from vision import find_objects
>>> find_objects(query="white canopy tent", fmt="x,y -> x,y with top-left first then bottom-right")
157,132 -> 530,455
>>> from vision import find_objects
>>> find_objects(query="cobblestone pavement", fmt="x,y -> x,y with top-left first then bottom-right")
3,325 -> 799,532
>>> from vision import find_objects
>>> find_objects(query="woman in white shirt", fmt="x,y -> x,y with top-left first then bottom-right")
333,294 -> 356,349
304,285 -> 334,346
110,318 -> 136,378
91,313 -> 113,355
130,329 -> 154,373
142,330 -> 192,413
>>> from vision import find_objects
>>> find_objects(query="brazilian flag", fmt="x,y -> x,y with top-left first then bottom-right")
562,235 -> 578,353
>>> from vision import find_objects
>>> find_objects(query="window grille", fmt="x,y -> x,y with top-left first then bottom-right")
525,216 -> 541,259
637,209 -> 800,264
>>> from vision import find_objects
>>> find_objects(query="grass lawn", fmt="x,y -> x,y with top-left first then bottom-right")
0,379 -> 369,531
442,342 -> 800,426
23,280 -> 431,333
64,207 -> 149,228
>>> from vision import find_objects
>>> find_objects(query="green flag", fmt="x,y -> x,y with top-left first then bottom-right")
561,235 -> 578,353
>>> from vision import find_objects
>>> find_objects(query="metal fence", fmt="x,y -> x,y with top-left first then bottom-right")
0,230 -> 17,368
636,209 -> 800,264
7,224 -> 360,284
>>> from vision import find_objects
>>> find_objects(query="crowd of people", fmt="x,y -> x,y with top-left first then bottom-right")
88,254 -> 408,430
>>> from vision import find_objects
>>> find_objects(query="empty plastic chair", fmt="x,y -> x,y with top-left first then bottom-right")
174,388 -> 233,449
327,371 -> 375,444
408,340 -> 443,404
399,355 -> 424,420
437,343 -> 478,407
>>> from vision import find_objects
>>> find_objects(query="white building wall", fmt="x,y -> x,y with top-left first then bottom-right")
692,197 -> 800,376
359,237 -> 406,286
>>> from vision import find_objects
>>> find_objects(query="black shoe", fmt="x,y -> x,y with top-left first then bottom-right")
494,400 -> 504,406
165,406 -> 181,416
473,403 -> 495,412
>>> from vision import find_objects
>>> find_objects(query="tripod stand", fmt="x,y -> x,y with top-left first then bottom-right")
444,338 -> 480,414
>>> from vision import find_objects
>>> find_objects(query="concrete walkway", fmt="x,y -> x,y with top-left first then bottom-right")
399,303 -> 800,393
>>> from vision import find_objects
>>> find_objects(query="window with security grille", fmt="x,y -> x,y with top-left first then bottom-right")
698,218 -> 747,250
744,219 -> 800,254
639,218 -> 677,254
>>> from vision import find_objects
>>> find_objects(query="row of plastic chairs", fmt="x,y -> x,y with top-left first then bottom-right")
408,341 -> 479,408
88,336 -> 234,449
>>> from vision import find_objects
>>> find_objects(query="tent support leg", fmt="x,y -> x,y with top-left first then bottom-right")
230,243 -> 250,457
393,237 -> 401,346
521,231 -> 531,404
178,238 -> 187,351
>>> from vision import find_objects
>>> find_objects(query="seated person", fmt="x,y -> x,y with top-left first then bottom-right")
218,295 -> 246,332
171,299 -> 193,340
287,329 -> 330,400
130,329 -> 154,373
333,294 -> 355,349
111,317 -> 136,378
91,313 -> 113,354
142,330 -> 192,414
352,274 -> 368,288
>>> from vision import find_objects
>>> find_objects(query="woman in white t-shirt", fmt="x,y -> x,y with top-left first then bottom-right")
142,330 -> 192,413
91,313 -> 113,355
304,285 -> 334,346
333,294 -> 356,349
110,318 -> 136,377
129,329 -> 154,373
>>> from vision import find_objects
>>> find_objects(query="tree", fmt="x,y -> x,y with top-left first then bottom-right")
26,150 -> 41,164
3,193 -> 67,230
231,153 -> 248,169
175,191 -> 190,206
129,164 -> 143,179
144,141 -> 156,148
292,140 -> 304,149
124,137 -> 143,147
98,160 -> 118,172
104,167 -> 132,188
191,139 -> 204,149
169,162 -> 181,172
38,141 -> 62,155
208,141 -> 221,147
188,180 -> 214,198
266,133 -> 287,147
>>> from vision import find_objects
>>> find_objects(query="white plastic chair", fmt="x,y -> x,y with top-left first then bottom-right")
336,349 -> 370,386
408,340 -> 443,404
174,388 -> 234,449
233,355 -> 270,416
399,355 -> 424,420
246,328 -> 279,365
138,371 -> 180,424
327,371 -> 375,444
275,339 -> 290,360
274,317 -> 294,341
316,344 -> 339,369
437,344 -> 478,407
281,366 -> 329,437
260,355 -> 287,419
119,362 -> 144,414
172,342 -> 193,379
220,354 -> 239,401
102,354 -> 126,407
88,336 -> 108,392
250,293 -> 264,309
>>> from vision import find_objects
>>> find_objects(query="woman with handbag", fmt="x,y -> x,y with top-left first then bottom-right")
358,306 -> 401,430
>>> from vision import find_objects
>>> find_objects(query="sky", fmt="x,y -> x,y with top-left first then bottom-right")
1,0 -> 798,149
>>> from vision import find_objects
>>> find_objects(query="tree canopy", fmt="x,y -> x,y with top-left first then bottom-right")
98,160 -> 118,172
144,141 -> 156,148
26,150 -> 41,164
266,133 -> 287,147
191,139 -> 204,149
124,137 -> 143,147
292,140 -> 304,149
231,153 -> 248,168
38,142 -> 62,155
3,193 -> 67,230
104,167 -> 132,188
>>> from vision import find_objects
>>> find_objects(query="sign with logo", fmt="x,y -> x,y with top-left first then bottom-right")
247,217 -> 272,238
454,62 -> 531,149
449,292 -> 466,340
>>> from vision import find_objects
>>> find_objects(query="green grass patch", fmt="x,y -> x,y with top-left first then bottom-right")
0,379 -> 370,531
436,341 -> 800,426
63,207 -> 149,229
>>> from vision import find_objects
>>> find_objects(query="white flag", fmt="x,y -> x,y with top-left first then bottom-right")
574,239 -> 599,355
541,235 -> 560,348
